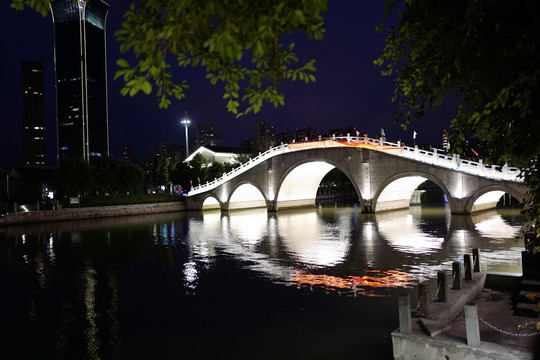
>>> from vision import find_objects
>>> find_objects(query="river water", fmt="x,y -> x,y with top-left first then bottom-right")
0,205 -> 524,359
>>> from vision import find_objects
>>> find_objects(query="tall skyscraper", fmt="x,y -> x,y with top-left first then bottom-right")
21,61 -> 46,165
195,123 -> 222,148
50,0 -> 109,161
255,119 -> 276,152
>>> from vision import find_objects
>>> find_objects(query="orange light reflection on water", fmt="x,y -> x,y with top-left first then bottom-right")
292,269 -> 412,297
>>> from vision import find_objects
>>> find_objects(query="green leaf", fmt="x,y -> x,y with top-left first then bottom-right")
141,81 -> 152,95
116,59 -> 130,68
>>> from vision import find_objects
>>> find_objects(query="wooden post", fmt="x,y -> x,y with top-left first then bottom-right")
418,280 -> 430,318
398,293 -> 412,334
465,303 -> 481,346
472,248 -> 480,272
452,261 -> 461,290
464,254 -> 472,280
437,271 -> 447,302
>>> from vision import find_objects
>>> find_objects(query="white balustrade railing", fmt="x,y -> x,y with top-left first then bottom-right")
188,136 -> 522,196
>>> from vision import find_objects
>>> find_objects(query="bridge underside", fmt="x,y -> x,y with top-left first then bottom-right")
197,166 -> 517,215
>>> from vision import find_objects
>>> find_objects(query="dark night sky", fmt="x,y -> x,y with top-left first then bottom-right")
0,0 -> 454,166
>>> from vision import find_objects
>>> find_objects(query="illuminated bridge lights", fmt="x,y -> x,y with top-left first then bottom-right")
188,136 -> 524,214
190,136 -> 521,197
287,139 -> 404,155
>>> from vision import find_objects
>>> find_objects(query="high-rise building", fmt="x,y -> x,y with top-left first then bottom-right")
121,144 -> 136,162
152,141 -> 183,164
277,126 -> 317,144
195,123 -> 222,148
50,0 -> 109,161
255,119 -> 276,152
21,61 -> 46,165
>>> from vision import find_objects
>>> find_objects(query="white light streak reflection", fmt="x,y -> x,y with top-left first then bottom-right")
47,233 -> 56,265
475,215 -> 520,239
278,211 -> 351,267
229,209 -> 267,245
376,211 -> 444,254
183,261 -> 198,292
188,213 -> 294,284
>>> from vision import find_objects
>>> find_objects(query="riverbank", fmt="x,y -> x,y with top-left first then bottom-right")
0,201 -> 186,225
392,272 -> 539,360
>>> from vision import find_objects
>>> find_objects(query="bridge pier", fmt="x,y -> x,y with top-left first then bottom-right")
267,200 -> 277,213
363,199 -> 374,213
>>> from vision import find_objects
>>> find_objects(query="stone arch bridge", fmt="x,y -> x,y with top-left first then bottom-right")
186,137 -> 525,215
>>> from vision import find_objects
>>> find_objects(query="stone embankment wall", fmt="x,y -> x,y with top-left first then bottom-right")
0,202 -> 186,225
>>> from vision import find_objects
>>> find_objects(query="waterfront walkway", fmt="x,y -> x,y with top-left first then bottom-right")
0,201 -> 185,225
392,273 -> 539,360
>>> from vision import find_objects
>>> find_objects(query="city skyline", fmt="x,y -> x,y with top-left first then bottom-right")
0,1 -> 455,166
51,0 -> 110,161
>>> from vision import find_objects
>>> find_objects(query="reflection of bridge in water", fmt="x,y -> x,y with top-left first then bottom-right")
4,207 -> 522,298
186,137 -> 525,215
184,207 -> 523,296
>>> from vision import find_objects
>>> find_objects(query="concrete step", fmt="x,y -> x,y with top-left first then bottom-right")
518,290 -> 540,303
520,279 -> 540,291
522,270 -> 540,280
513,301 -> 540,318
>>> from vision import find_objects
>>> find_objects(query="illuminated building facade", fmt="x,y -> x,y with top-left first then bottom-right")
195,123 -> 222,148
21,61 -> 46,165
152,141 -> 183,164
277,126 -> 317,144
256,118 -> 276,152
50,0 -> 109,161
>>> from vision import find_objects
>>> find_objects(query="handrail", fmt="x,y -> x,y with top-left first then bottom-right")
188,136 -> 522,196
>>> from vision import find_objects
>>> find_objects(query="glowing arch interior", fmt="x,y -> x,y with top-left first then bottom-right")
202,196 -> 220,210
376,176 -> 428,212
471,190 -> 505,213
277,161 -> 336,209
229,183 -> 267,210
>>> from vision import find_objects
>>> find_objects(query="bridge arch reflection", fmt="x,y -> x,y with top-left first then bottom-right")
187,206 -> 522,296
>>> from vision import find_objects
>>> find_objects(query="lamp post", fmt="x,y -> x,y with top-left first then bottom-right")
181,111 -> 191,158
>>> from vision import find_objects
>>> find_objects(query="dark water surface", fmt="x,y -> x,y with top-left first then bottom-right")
0,206 -> 524,359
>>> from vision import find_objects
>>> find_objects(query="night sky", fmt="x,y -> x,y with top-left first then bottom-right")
0,1 -> 454,166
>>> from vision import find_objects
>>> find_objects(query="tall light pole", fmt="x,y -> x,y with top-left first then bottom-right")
181,111 -> 191,158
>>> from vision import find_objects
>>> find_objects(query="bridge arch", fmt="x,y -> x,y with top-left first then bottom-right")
465,184 -> 526,213
275,159 -> 362,210
373,172 -> 452,212
201,195 -> 222,210
228,181 -> 268,211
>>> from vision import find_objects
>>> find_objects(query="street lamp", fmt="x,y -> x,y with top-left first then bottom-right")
181,111 -> 191,158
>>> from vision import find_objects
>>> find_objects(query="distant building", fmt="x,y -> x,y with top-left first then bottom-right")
256,119 -> 276,152
21,61 -> 46,166
50,0 -> 109,161
195,123 -> 222,148
121,145 -> 136,162
277,126 -> 317,144
324,125 -> 359,138
184,146 -> 247,165
152,141 -> 183,164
